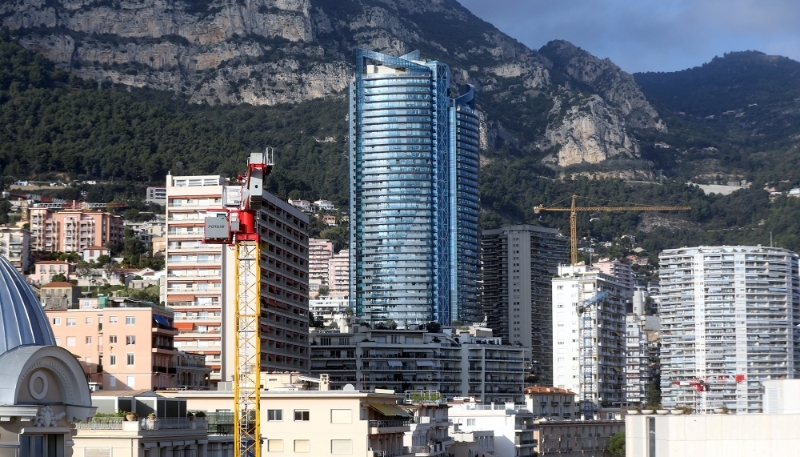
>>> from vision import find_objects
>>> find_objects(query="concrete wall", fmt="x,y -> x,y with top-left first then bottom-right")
627,413 -> 800,457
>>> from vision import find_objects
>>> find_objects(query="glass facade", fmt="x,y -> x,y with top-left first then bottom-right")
349,49 -> 480,325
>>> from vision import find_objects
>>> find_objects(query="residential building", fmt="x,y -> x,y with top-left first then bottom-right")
314,199 -> 336,211
146,186 -> 167,205
28,206 -> 123,253
124,217 -> 166,247
329,248 -> 350,296
593,258 -> 634,299
309,238 -> 334,285
73,391 -> 208,457
448,430 -> 495,457
349,49 -> 480,326
82,245 -> 110,263
309,325 -> 526,404
323,214 -> 337,226
658,245 -> 800,414
164,174 -> 227,383
288,199 -> 312,212
0,225 -> 30,272
552,264 -> 627,411
161,383 -> 415,457
39,281 -> 81,309
534,419 -> 624,457
176,350 -> 213,390
524,386 -> 579,420
448,401 -> 536,457
482,224 -> 569,385
0,255 -> 95,457
46,296 -> 180,391
28,259 -> 75,284
402,391 -> 453,456
626,412 -> 800,457
624,313 -> 660,407
310,295 -> 351,327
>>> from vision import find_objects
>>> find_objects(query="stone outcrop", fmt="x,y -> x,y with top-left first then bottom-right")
2,0 -> 667,168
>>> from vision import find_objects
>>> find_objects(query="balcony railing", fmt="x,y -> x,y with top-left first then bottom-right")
369,419 -> 410,428
371,448 -> 411,457
74,417 -> 124,430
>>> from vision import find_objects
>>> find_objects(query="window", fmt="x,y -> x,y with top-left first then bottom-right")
20,434 -> 64,457
267,440 -> 284,452
109,354 -> 117,366
66,318 -> 76,327
127,353 -> 135,365
85,317 -> 92,324
267,410 -> 283,421
330,409 -> 352,424
294,410 -> 310,421
109,316 -> 118,324
52,317 -> 61,325
109,377 -> 116,387
467,419 -> 476,426
66,337 -> 76,347
127,376 -> 135,388
294,440 -> 310,453
109,335 -> 117,344
126,336 -> 136,345
126,316 -> 135,325
85,336 -> 92,345
331,439 -> 353,454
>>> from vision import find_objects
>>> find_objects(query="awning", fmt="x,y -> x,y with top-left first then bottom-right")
416,361 -> 435,367
368,404 -> 412,417
387,360 -> 403,368
174,322 -> 194,330
153,315 -> 171,327
167,294 -> 195,301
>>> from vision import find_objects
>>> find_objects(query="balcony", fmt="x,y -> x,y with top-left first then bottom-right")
368,448 -> 413,457
368,419 -> 411,434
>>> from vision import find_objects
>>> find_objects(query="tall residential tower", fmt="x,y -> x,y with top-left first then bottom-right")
348,49 -> 480,325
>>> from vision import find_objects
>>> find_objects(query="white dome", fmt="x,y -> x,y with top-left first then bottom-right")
0,256 -> 56,355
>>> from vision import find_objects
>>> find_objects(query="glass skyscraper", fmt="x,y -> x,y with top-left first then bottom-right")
348,49 -> 480,326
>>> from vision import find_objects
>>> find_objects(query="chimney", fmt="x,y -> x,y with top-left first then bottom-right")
320,374 -> 330,391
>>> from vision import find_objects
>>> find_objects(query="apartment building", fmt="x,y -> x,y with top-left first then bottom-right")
593,258 -> 634,299
403,391 -> 453,456
146,186 -> 167,205
28,259 -> 75,284
481,224 -> 569,386
309,325 -> 527,404
533,419 -> 623,457
309,238 -> 333,296
448,401 -> 536,457
162,386 -> 415,457
46,297 -> 179,391
524,386 -> 579,420
310,295 -> 351,327
658,245 -> 800,413
29,207 -> 123,253
124,217 -> 166,247
624,314 -> 660,406
40,281 -> 81,309
0,225 -> 30,272
164,174 -> 227,383
552,264 -> 627,411
329,248 -> 350,296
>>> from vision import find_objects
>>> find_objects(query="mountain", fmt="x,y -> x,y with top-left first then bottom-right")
4,1 -> 800,256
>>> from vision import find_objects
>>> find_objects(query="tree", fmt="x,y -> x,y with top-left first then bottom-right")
76,261 -> 92,278
425,322 -> 442,333
95,254 -> 111,266
318,285 -> 330,296
51,273 -> 67,282
608,431 -> 625,456
646,381 -> 662,409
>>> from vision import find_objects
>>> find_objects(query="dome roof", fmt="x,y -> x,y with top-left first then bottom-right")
0,256 -> 55,355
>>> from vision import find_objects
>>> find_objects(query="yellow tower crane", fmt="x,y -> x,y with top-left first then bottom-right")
534,194 -> 691,264
204,149 -> 274,457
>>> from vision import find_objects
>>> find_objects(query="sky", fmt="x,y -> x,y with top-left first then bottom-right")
458,0 -> 800,73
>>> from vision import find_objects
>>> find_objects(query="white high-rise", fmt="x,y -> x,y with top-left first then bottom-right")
659,246 -> 800,413
552,264 -> 627,411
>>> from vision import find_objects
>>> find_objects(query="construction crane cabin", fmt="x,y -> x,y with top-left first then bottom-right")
203,149 -> 273,457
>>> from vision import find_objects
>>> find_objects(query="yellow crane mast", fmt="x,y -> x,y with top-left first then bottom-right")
534,194 -> 691,264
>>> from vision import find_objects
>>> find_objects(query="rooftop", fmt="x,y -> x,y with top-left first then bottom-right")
0,256 -> 56,355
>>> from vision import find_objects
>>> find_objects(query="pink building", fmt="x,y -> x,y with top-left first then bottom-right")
29,207 -> 123,253
593,258 -> 634,298
309,238 -> 333,283
46,298 -> 179,391
328,248 -> 349,296
28,260 -> 76,284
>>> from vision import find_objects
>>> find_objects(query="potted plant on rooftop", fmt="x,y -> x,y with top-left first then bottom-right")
125,411 -> 137,421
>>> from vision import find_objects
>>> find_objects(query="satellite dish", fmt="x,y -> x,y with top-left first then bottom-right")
343,384 -> 356,391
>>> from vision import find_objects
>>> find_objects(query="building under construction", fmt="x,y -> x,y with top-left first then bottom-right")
481,224 -> 569,385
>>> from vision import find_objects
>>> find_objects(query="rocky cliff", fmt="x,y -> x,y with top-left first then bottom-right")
1,0 -> 666,169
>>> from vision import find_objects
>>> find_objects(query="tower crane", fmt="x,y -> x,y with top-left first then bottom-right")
204,149 -> 274,457
534,195 -> 691,264
575,290 -> 610,420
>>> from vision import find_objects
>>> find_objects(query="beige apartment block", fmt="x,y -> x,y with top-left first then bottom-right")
29,206 -> 123,253
46,299 -> 179,391
0,224 -> 30,272
328,248 -> 350,296
164,174 -> 228,383
161,388 -> 414,457
309,238 -> 334,283
524,386 -> 580,420
39,281 -> 81,309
